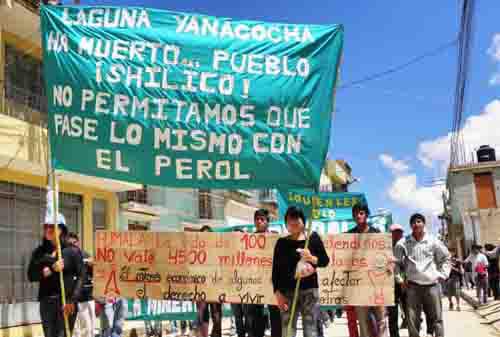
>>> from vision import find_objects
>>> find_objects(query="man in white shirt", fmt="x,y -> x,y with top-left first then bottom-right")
395,213 -> 450,337
465,244 -> 489,304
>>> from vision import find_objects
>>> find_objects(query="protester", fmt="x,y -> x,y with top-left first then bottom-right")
345,307 -> 359,337
67,233 -> 96,337
463,256 -> 474,290
100,297 -> 126,337
388,224 -> 405,337
28,214 -> 85,337
246,209 -> 281,337
347,204 -> 387,337
465,244 -> 489,305
394,213 -> 450,337
485,244 -> 500,300
232,227 -> 249,337
446,250 -> 463,311
272,206 -> 329,337
196,225 -> 223,337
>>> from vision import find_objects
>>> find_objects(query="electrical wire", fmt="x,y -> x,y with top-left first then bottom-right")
338,39 -> 458,90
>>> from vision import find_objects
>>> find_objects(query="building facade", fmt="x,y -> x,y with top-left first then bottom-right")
0,0 -> 140,332
446,152 -> 500,255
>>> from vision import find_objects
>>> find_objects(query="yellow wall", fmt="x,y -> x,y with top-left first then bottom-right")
0,29 -> 118,253
0,168 -> 119,253
2,30 -> 42,60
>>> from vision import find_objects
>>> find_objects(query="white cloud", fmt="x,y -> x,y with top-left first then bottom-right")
488,34 -> 500,85
379,154 -> 410,173
488,34 -> 500,61
379,155 -> 444,215
387,174 -> 444,215
382,99 -> 500,216
418,99 -> 500,170
490,73 -> 500,86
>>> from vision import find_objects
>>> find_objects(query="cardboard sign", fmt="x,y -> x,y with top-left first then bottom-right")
94,231 -> 394,306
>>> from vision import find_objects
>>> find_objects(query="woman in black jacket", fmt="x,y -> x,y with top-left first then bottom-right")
272,206 -> 329,337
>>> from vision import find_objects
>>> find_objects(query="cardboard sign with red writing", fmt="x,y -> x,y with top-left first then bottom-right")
94,231 -> 394,306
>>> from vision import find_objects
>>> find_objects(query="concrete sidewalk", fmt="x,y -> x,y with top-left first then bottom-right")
460,288 -> 500,333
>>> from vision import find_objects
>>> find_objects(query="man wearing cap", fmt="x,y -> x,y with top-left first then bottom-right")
388,224 -> 405,337
347,204 -> 387,337
28,214 -> 85,337
394,213 -> 450,337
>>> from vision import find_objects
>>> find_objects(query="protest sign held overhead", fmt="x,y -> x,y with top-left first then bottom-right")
40,6 -> 343,189
94,231 -> 394,306
278,190 -> 367,220
277,190 -> 392,233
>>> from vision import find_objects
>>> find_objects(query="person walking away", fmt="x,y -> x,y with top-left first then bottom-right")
67,233 -> 96,337
196,226 -> 222,337
347,204 -> 387,337
345,306 -> 359,337
465,244 -> 489,305
100,297 -> 126,337
485,244 -> 500,300
388,224 -> 405,337
446,250 -> 463,311
272,206 -> 329,337
463,256 -> 474,290
246,209 -> 282,337
28,214 -> 85,337
394,213 -> 450,337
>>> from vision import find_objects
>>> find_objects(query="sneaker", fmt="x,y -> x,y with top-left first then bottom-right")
457,306 -> 461,312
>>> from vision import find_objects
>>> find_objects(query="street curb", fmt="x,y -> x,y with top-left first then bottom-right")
460,289 -> 480,309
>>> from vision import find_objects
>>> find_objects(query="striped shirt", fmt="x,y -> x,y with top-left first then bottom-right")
395,233 -> 451,285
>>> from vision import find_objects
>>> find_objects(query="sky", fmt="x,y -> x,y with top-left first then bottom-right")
73,0 -> 500,233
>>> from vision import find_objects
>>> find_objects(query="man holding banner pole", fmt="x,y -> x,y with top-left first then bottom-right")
28,213 -> 85,337
246,209 -> 282,337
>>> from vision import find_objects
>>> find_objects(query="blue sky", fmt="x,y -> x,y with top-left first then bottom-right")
75,0 -> 500,232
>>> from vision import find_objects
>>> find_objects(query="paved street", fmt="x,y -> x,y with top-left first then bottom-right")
323,300 -> 495,337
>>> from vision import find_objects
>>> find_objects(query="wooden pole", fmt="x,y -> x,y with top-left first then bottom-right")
50,172 -> 71,337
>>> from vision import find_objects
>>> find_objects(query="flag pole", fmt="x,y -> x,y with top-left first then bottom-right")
50,167 -> 71,337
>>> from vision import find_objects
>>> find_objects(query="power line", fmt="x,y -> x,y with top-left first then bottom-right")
338,39 -> 458,90
450,0 -> 476,167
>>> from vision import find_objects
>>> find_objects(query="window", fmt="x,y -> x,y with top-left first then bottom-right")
4,45 -> 47,122
199,189 -> 212,219
93,199 -> 107,232
121,188 -> 148,204
0,181 -> 82,306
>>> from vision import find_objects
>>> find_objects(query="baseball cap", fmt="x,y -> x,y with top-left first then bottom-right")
389,224 -> 404,232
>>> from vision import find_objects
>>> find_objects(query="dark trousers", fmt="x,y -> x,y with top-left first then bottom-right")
40,296 -> 77,337
489,276 -> 500,300
388,283 -> 405,337
406,283 -> 443,337
210,303 -> 222,337
388,305 -> 399,337
231,304 -> 247,337
246,305 -> 281,337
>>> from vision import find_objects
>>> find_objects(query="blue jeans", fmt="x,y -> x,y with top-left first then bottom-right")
100,299 -> 126,337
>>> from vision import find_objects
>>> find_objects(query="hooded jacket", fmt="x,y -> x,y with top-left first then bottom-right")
27,238 -> 85,303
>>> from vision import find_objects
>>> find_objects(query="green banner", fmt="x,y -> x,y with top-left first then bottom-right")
278,190 -> 367,220
40,6 -> 343,190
